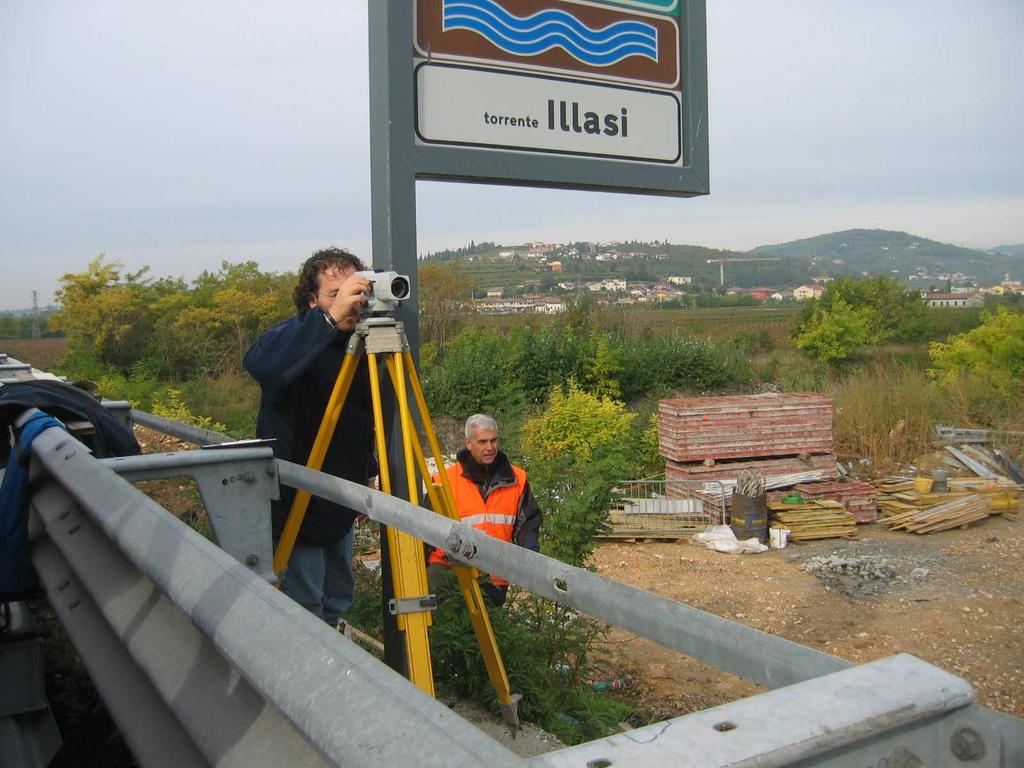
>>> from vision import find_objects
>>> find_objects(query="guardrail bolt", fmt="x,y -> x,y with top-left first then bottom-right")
245,554 -> 260,567
950,727 -> 985,761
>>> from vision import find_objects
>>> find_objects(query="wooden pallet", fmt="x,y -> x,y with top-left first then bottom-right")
768,499 -> 857,541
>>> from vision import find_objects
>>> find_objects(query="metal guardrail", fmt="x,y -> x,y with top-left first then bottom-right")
102,447 -> 280,583
4,387 -> 1023,766
26,425 -> 524,768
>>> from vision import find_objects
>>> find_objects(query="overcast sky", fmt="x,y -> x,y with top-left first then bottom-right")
2,0 -> 1022,310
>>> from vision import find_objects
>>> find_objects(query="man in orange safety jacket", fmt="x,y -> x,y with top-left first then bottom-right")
428,414 -> 542,606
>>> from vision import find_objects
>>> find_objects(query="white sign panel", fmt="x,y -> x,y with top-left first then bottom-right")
416,63 -> 681,164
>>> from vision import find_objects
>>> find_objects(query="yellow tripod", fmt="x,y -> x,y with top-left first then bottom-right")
272,316 -> 521,731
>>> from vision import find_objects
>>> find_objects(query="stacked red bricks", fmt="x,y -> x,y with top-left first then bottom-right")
660,393 -> 837,497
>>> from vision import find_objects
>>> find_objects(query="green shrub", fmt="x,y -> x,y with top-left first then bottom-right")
924,306 -> 984,339
797,275 -> 930,344
521,382 -> 635,462
178,372 -> 259,437
795,297 -> 877,363
513,325 -> 590,404
632,410 -> 663,478
429,578 -> 633,745
95,371 -> 163,411
421,321 -> 749,418
615,333 -> 750,399
420,326 -> 526,417
345,544 -> 633,745
151,389 -> 228,434
929,306 -> 1024,403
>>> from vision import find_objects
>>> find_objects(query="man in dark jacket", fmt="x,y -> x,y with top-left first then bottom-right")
243,248 -> 374,626
428,414 -> 542,606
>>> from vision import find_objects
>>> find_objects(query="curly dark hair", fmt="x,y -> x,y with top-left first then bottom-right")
293,247 -> 366,316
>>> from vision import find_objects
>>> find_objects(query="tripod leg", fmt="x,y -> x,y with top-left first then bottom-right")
382,355 -> 454,522
403,351 -> 454,505
372,351 -> 435,695
387,353 -> 521,733
366,353 -> 392,496
273,345 -> 363,577
450,568 -> 521,732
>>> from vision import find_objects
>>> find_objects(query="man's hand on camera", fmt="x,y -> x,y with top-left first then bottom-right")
329,274 -> 372,330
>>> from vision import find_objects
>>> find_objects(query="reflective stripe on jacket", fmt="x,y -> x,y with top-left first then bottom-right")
429,461 -> 527,587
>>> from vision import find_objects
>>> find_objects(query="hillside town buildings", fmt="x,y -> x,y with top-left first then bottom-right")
922,292 -> 984,308
440,241 -> 1021,314
792,284 -> 826,300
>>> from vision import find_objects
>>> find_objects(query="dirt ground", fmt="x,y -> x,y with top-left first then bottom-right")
589,518 -> 1024,724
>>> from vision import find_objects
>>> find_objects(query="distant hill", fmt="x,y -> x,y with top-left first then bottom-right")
751,229 -> 1023,285
991,243 -> 1024,258
422,239 -> 805,292
418,229 -> 1024,295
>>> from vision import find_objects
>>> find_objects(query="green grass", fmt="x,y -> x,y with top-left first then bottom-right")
177,371 -> 259,437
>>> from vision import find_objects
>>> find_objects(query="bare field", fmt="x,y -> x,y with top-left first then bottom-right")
1,336 -> 68,372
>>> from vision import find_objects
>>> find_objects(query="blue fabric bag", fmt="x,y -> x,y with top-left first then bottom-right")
0,411 -> 66,600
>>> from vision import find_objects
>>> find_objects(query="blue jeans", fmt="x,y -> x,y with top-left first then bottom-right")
279,528 -> 355,626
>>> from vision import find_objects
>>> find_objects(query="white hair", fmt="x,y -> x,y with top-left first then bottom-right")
465,413 -> 497,439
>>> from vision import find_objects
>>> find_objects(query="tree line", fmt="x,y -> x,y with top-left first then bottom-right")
49,256 -> 294,381
0,311 -> 59,339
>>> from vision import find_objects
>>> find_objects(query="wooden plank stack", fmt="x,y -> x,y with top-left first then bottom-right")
872,453 -> 1022,530
948,478 -> 1021,518
768,499 -> 857,541
880,493 -> 990,534
660,393 -> 837,502
791,480 -> 878,523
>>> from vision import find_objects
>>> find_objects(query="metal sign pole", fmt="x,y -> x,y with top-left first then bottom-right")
368,0 -> 419,674
370,0 -> 708,683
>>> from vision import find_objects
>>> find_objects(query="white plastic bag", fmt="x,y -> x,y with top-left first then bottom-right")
691,525 -> 767,555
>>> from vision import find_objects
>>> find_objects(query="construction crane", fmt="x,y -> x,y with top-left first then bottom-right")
706,256 -> 781,286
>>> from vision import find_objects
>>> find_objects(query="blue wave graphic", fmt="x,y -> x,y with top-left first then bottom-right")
442,0 -> 658,66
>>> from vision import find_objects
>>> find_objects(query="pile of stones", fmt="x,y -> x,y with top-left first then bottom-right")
802,554 -> 900,597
